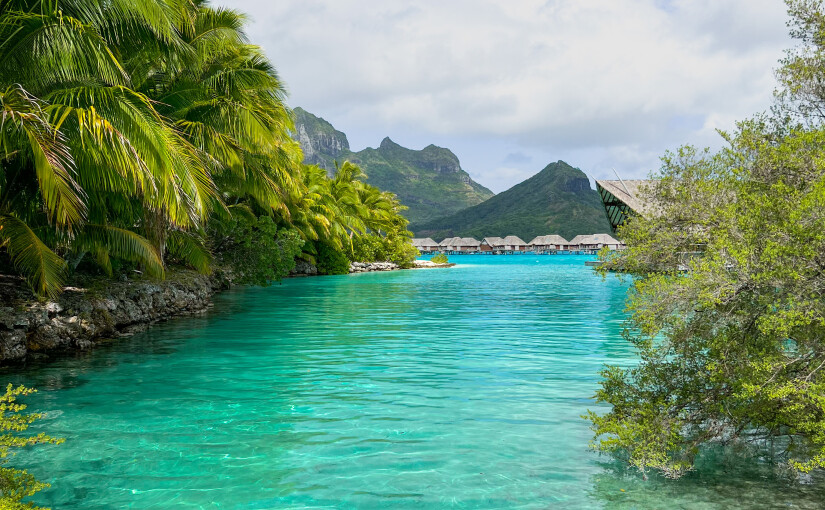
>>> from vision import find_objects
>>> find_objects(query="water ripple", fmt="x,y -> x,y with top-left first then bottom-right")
3,255 -> 824,508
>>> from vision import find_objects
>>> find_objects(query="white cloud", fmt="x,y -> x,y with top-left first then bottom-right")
224,0 -> 792,191
473,166 -> 536,194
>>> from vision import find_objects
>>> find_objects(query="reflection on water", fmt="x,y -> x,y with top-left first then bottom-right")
2,255 -> 823,508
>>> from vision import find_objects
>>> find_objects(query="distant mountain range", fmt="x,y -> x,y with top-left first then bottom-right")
412,161 -> 611,241
292,108 -> 611,240
293,108 -> 494,224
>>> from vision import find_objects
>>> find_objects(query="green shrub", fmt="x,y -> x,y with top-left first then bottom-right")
348,233 -> 419,268
212,215 -> 304,286
348,235 -> 384,263
315,242 -> 351,275
431,253 -> 449,264
0,384 -> 63,510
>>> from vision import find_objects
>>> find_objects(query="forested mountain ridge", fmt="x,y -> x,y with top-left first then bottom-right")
293,108 -> 494,224
412,161 -> 611,241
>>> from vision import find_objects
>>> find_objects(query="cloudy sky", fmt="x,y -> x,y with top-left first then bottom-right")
225,0 -> 793,193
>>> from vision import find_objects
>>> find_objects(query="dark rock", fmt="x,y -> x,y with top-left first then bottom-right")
290,260 -> 318,276
0,271 -> 224,363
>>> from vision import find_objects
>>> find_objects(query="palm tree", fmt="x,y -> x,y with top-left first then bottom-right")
0,0 -> 413,297
285,161 -> 411,262
0,0 -> 300,295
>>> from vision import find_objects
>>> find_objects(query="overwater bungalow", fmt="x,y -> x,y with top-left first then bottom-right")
440,237 -> 481,253
480,237 -> 504,252
502,236 -> 527,251
439,237 -> 461,251
527,235 -> 568,253
567,233 -> 624,252
412,238 -> 440,253
481,236 -> 527,253
458,237 -> 482,252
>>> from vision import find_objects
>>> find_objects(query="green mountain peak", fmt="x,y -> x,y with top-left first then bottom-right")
379,136 -> 400,149
293,109 -> 494,224
413,160 -> 611,241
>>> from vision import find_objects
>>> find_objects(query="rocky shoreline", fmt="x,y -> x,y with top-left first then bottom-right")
350,260 -> 455,273
349,261 -> 400,272
292,259 -> 455,276
0,259 -> 455,364
0,271 -> 227,363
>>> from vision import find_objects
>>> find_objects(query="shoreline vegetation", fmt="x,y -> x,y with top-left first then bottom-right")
0,0 -> 419,302
587,0 -> 825,483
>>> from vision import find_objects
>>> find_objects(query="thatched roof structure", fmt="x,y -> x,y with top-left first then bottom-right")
412,238 -> 439,248
528,235 -> 568,247
568,233 -> 622,247
458,237 -> 481,248
502,235 -> 527,246
595,179 -> 655,231
440,237 -> 480,249
439,237 -> 461,248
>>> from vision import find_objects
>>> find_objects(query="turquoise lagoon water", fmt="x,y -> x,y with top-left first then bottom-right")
4,255 -> 825,508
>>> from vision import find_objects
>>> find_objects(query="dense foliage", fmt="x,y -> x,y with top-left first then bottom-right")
314,242 -> 351,275
0,385 -> 61,509
0,0 -> 414,296
589,0 -> 825,480
414,161 -> 610,241
289,162 -> 414,270
294,108 -> 494,224
430,253 -> 449,264
211,216 -> 303,286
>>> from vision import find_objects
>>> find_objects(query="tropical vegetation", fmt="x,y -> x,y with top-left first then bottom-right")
0,0 -> 414,298
0,385 -> 62,509
589,0 -> 825,480
430,253 -> 448,264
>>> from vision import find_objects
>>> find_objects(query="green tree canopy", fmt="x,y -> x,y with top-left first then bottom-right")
589,0 -> 825,479
0,0 -> 414,295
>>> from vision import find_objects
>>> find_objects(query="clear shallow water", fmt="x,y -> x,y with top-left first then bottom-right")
4,255 -> 825,509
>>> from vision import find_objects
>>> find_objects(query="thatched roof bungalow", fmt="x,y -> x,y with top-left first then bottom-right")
567,233 -> 624,251
440,237 -> 481,252
480,236 -> 527,251
527,235 -> 568,251
412,238 -> 440,252
502,236 -> 527,251
480,237 -> 503,251
439,237 -> 461,249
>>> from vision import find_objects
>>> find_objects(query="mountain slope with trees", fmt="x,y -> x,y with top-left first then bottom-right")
413,161 -> 611,241
293,109 -> 494,224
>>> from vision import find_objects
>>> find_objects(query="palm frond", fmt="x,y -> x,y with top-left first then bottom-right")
1,85 -> 86,227
75,224 -> 164,278
167,230 -> 211,273
0,215 -> 66,297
